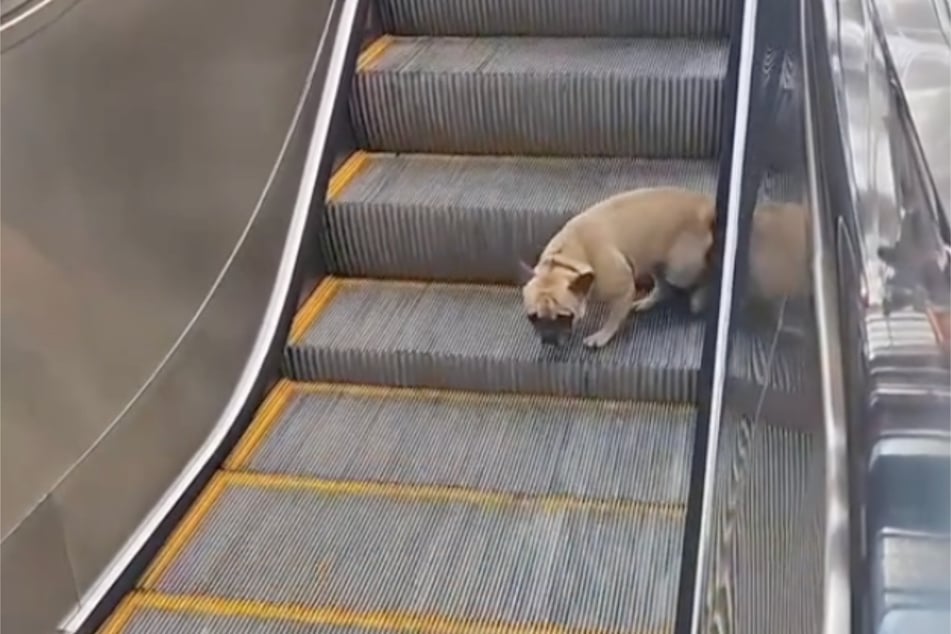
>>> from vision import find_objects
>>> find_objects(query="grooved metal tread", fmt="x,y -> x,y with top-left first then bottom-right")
377,0 -> 731,38
100,397 -> 823,634
229,382 -> 695,505
285,277 -> 806,402
325,152 -> 718,282
352,36 -> 728,157
139,471 -> 683,634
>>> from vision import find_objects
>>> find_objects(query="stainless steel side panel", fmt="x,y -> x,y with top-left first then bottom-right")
0,498 -> 77,634
1,0 -> 333,631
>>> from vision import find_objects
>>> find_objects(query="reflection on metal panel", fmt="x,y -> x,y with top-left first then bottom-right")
0,0 -> 328,536
875,0 -> 950,216
0,497 -> 77,634
805,0 -> 950,630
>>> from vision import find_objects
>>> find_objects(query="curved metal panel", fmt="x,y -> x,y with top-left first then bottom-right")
1,0 -> 336,632
1,0 -> 331,538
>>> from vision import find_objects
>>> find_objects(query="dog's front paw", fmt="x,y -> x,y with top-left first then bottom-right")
583,331 -> 614,348
631,298 -> 656,312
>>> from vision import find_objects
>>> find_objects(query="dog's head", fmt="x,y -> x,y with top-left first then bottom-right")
519,254 -> 595,346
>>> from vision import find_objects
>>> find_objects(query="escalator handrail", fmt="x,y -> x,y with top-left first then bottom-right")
800,0 -> 854,631
673,0 -> 762,630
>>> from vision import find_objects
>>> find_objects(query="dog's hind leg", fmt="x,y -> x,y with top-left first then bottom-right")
631,276 -> 671,312
664,229 -> 711,289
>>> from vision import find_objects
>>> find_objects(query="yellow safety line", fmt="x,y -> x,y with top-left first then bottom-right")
327,150 -> 371,201
121,591 -> 671,634
219,379 -> 690,476
295,380 -> 694,415
224,380 -> 297,470
221,470 -> 685,519
288,277 -> 343,344
97,594 -> 139,634
139,474 -> 229,589
356,35 -> 393,72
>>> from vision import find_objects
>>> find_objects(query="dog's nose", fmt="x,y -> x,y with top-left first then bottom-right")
540,332 -> 561,346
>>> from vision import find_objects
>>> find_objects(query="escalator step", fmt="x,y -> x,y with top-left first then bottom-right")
352,36 -> 728,157
226,381 -> 694,505
377,0 -> 731,38
101,409 -> 821,634
138,471 -> 683,634
324,152 -> 717,282
284,277 -> 806,402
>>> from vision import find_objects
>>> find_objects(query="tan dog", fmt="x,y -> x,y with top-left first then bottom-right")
519,187 -> 716,348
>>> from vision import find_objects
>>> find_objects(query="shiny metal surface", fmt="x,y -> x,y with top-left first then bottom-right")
1,0 -> 333,632
693,0 -> 831,630
804,0 -> 950,629
875,0 -> 951,215
59,0 -> 367,630
801,1 -> 853,630
684,0 -> 760,627
0,498 -> 77,634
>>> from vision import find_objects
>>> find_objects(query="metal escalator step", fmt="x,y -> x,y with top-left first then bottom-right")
284,277 -> 806,402
324,152 -> 717,282
377,0 -> 730,38
226,381 -> 694,505
352,36 -> 727,157
140,471 -> 683,634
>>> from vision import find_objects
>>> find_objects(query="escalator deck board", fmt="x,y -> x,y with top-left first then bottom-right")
285,277 -> 807,402
138,471 -> 682,634
227,382 -> 695,505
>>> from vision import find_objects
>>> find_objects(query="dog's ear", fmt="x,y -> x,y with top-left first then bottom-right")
517,260 -> 535,285
569,270 -> 596,296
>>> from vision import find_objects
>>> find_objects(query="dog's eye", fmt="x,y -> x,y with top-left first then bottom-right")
556,315 -> 574,326
527,313 -> 539,323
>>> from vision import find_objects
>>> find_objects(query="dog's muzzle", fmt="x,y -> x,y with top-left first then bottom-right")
528,314 -> 574,346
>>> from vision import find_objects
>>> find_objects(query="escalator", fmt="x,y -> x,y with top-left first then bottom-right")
98,1 -> 813,632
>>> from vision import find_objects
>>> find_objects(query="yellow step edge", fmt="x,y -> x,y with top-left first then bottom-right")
139,473 -> 229,590
288,276 -> 523,347
97,594 -> 138,634
224,379 -> 297,470
294,380 -> 695,412
222,471 -> 685,519
288,276 -> 343,344
137,468 -> 682,590
356,34 -> 394,72
103,591 -> 671,634
327,150 -> 371,201
226,379 -> 692,473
